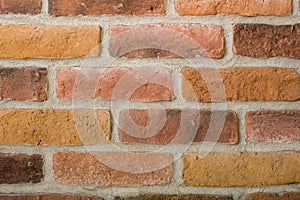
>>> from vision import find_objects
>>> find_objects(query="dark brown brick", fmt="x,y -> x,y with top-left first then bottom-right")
115,194 -> 233,200
49,0 -> 165,16
0,153 -> 43,184
246,110 -> 300,143
119,109 -> 238,144
233,24 -> 300,58
244,192 -> 300,200
0,68 -> 47,101
0,0 -> 42,14
0,194 -> 103,200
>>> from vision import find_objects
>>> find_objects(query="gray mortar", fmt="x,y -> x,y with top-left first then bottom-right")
0,0 -> 299,199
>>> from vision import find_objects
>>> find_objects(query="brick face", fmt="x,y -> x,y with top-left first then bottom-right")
0,0 -> 42,14
244,192 -> 300,200
110,24 -> 224,58
119,109 -> 238,144
246,110 -> 300,143
115,194 -> 233,200
53,152 -> 172,186
0,68 -> 47,101
175,0 -> 292,16
182,67 -> 300,102
0,25 -> 101,58
57,67 -> 172,101
233,24 -> 300,58
49,0 -> 165,16
0,153 -> 43,184
182,151 -> 300,187
0,109 -> 110,145
0,195 -> 103,200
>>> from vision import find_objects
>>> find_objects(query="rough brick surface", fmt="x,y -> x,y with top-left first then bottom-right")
233,24 -> 300,58
0,68 -> 47,101
49,0 -> 165,16
0,0 -> 42,14
182,151 -> 300,186
53,152 -> 172,186
0,25 -> 100,58
182,67 -> 300,102
57,67 -> 172,101
119,109 -> 238,144
175,0 -> 292,16
115,194 -> 233,200
0,195 -> 103,200
0,109 -> 110,146
246,110 -> 300,143
0,153 -> 43,184
245,193 -> 300,200
110,24 -> 224,59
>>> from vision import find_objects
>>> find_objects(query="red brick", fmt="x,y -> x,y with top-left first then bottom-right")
0,195 -> 103,200
175,0 -> 292,16
0,153 -> 43,184
182,151 -> 300,186
182,67 -> 300,102
246,110 -> 300,143
119,109 -> 238,144
0,25 -> 100,59
0,68 -> 47,101
115,194 -> 233,200
110,24 -> 224,59
245,192 -> 300,200
57,67 -> 172,101
49,0 -> 165,16
0,0 -> 42,14
53,152 -> 172,186
233,24 -> 300,58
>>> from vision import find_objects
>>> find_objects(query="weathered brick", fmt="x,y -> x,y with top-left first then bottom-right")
233,24 -> 300,58
49,0 -> 165,16
175,0 -> 292,16
246,110 -> 300,143
57,67 -> 172,101
0,68 -> 47,101
245,192 -> 300,200
115,194 -> 233,200
0,109 -> 110,146
0,195 -> 103,200
119,109 -> 238,144
182,67 -> 300,102
182,151 -> 300,187
0,0 -> 42,14
0,153 -> 43,184
110,24 -> 224,59
53,152 -> 172,186
0,25 -> 100,58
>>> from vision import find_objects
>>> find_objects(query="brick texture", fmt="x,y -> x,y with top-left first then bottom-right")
53,152 -> 172,186
49,0 -> 165,16
0,195 -> 103,200
0,109 -> 110,146
0,25 -> 100,58
119,109 -> 238,144
182,151 -> 300,187
175,0 -> 292,16
110,24 -> 224,59
233,24 -> 300,58
246,110 -> 300,143
0,68 -> 47,101
0,153 -> 43,184
115,194 -> 233,200
245,193 -> 300,200
0,0 -> 42,14
182,67 -> 300,102
57,67 -> 172,101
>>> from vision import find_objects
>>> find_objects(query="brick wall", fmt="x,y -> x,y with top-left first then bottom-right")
0,0 -> 299,200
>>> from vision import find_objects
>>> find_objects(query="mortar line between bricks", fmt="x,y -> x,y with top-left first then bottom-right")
41,0 -> 48,14
293,0 -> 299,15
